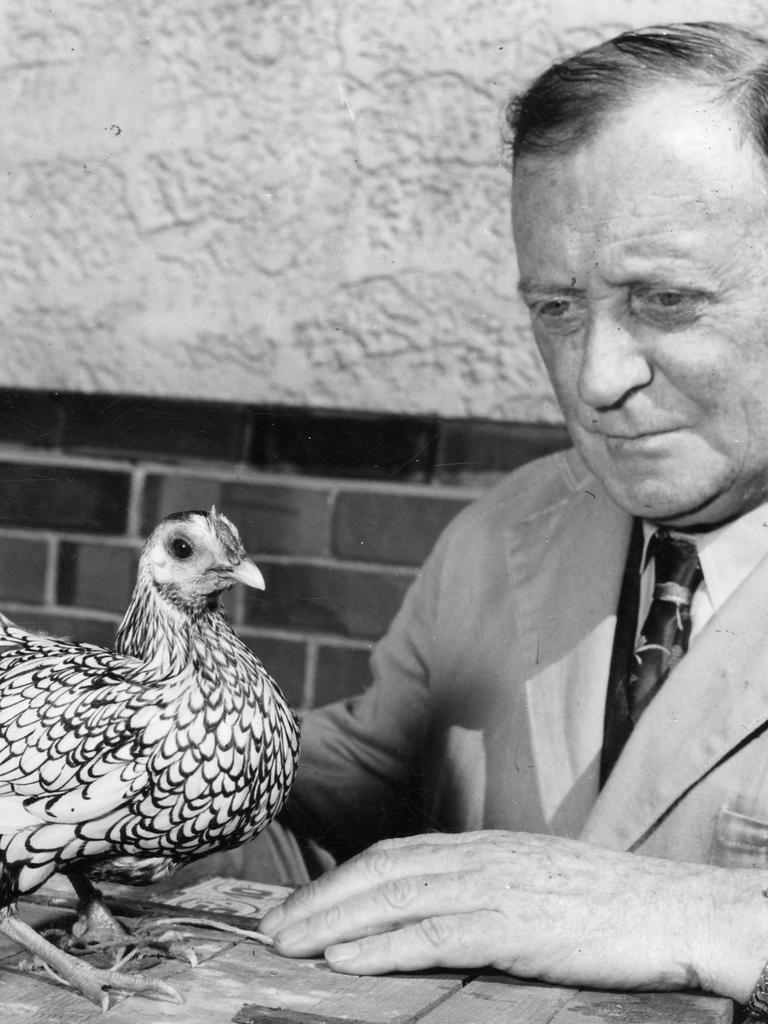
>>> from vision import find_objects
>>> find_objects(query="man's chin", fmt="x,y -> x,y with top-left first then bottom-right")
600,476 -> 737,529
574,437 -> 751,526
593,466 -> 733,524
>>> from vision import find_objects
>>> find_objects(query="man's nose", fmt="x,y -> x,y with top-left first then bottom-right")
577,313 -> 652,410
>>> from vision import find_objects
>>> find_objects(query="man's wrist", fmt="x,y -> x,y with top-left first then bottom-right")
687,867 -> 768,1006
744,961 -> 768,1021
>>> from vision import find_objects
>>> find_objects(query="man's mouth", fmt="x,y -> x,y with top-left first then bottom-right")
583,423 -> 684,443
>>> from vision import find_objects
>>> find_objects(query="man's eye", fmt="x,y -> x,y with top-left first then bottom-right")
631,288 -> 707,325
653,292 -> 685,306
531,297 -> 584,335
644,291 -> 688,308
539,299 -> 571,316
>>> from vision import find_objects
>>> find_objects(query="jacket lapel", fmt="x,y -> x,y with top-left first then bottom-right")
505,452 -> 632,835
582,549 -> 768,851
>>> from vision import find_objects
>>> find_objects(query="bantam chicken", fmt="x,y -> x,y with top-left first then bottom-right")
0,508 -> 300,1009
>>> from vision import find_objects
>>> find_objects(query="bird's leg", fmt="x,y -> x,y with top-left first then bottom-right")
1,904 -> 182,1011
65,873 -> 205,966
67,873 -> 131,952
64,874 -> 273,969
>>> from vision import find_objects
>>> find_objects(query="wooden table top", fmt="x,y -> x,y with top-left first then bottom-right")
0,875 -> 735,1024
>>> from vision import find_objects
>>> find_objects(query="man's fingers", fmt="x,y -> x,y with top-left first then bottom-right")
261,837 -> 488,936
270,871 -> 497,957
323,911 -> 501,974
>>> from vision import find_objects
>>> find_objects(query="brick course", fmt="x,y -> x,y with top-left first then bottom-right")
0,460 -> 130,533
6,608 -> 121,649
244,561 -> 415,641
222,482 -> 335,559
0,388 -> 570,710
58,541 -> 140,614
333,491 -> 471,567
0,534 -> 49,604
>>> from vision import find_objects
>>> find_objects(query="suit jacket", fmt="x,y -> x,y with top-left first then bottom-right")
287,448 -> 768,869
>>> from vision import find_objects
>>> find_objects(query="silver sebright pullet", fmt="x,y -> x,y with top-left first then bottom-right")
0,507 -> 300,1007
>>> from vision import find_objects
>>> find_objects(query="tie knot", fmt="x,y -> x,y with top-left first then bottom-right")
649,529 -> 703,602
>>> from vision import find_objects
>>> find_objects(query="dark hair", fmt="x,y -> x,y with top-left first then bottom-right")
506,22 -> 768,164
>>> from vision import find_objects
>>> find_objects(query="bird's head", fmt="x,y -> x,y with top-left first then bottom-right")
141,507 -> 265,612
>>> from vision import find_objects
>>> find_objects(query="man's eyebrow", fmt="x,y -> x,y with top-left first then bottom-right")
517,278 -> 584,295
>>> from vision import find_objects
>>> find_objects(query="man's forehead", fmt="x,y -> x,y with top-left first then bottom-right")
528,81 -> 759,159
512,84 -> 768,235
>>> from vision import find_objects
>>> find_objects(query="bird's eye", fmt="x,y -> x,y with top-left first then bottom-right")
170,537 -> 193,560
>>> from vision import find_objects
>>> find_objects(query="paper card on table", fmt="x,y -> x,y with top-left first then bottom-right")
158,876 -> 294,917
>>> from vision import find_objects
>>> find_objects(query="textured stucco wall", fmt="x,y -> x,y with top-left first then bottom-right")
2,0 -> 767,421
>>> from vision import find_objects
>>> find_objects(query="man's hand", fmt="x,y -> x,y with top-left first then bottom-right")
259,830 -> 768,1002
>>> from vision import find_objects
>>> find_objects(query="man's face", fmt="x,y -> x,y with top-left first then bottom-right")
513,84 -> 768,527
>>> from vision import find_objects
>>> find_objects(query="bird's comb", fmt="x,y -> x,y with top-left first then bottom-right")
207,506 -> 245,560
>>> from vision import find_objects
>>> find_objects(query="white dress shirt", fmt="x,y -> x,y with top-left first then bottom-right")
640,502 -> 768,643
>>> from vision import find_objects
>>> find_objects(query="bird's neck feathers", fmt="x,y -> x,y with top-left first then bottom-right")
115,562 -> 234,672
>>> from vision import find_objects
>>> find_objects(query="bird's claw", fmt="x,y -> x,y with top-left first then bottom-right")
15,950 -> 183,1009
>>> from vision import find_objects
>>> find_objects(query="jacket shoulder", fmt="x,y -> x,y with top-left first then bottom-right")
443,446 -> 593,541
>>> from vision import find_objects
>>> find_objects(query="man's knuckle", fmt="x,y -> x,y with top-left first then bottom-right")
363,847 -> 394,880
369,837 -> 398,853
418,916 -> 455,949
320,902 -> 342,929
381,877 -> 416,909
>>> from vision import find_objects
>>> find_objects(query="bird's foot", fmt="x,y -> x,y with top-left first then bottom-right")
102,915 -> 275,969
19,952 -> 183,1010
62,876 -> 194,970
5,913 -> 182,1010
41,919 -> 193,971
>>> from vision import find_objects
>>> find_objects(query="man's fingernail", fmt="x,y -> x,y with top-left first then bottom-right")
326,942 -> 360,965
272,920 -> 310,953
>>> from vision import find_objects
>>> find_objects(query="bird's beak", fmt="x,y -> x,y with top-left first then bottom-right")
229,558 -> 266,590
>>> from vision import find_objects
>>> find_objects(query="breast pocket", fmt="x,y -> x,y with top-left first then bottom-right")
712,807 -> 768,869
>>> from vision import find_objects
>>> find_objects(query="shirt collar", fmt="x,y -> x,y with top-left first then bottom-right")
642,501 -> 768,610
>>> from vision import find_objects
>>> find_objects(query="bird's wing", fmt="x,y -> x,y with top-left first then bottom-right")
0,617 -> 181,828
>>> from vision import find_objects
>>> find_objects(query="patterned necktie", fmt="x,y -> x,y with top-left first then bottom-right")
600,525 -> 703,784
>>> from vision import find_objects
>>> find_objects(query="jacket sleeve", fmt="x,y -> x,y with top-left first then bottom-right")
281,531 -> 447,862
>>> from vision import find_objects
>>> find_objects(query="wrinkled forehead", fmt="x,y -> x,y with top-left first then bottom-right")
513,82 -> 764,196
512,84 -> 768,255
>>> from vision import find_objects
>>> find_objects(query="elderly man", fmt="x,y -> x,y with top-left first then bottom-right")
259,21 -> 768,1018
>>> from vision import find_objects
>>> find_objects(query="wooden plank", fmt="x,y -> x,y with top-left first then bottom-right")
418,975 -> 734,1024
0,937 -> 236,1024
551,988 -> 733,1023
233,1007 -> 389,1024
0,918 -> 238,1024
11,877 -> 464,1023
416,976 -> 577,1024
0,938 -> 464,1024
0,966 -> 111,1024
92,940 -> 465,1024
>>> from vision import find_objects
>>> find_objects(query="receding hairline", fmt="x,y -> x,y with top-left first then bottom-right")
505,21 -> 768,166
511,80 -> 765,176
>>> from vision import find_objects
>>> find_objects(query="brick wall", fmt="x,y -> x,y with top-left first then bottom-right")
0,389 -> 570,711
